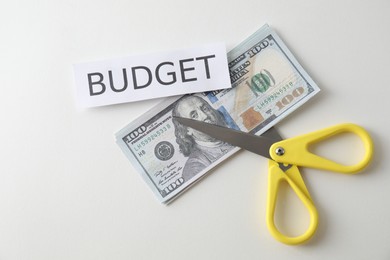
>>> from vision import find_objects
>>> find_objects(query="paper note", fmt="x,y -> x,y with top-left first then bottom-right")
115,24 -> 320,204
73,43 -> 231,107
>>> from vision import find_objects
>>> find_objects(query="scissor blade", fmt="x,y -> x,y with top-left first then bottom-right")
174,117 -> 279,159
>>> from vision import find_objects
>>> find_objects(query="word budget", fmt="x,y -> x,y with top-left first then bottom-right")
87,55 -> 216,96
73,43 -> 231,108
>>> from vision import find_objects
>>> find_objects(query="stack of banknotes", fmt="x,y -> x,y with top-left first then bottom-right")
116,24 -> 320,204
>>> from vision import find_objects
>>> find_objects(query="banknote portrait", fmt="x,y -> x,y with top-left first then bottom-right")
172,95 -> 234,181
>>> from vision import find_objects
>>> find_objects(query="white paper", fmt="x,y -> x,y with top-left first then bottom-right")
73,43 -> 231,108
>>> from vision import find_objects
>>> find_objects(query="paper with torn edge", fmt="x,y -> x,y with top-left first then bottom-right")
73,43 -> 231,107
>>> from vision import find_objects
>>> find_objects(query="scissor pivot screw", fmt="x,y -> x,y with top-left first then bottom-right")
275,147 -> 285,156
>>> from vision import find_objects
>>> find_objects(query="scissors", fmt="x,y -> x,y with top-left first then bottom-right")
174,117 -> 374,245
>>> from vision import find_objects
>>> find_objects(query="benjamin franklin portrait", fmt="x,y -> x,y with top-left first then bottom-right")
172,95 -> 234,181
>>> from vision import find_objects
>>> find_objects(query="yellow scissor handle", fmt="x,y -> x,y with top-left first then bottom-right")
269,123 -> 374,174
266,160 -> 318,245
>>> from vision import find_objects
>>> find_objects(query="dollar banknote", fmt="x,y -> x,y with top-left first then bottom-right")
116,24 -> 320,204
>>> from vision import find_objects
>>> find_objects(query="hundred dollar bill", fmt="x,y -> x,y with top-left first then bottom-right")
116,24 -> 320,204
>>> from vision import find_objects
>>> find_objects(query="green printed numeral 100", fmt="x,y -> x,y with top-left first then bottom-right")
245,69 -> 275,95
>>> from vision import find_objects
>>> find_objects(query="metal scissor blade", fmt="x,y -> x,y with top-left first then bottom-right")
174,117 -> 279,159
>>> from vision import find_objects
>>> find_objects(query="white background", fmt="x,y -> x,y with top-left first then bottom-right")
1,0 -> 389,259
